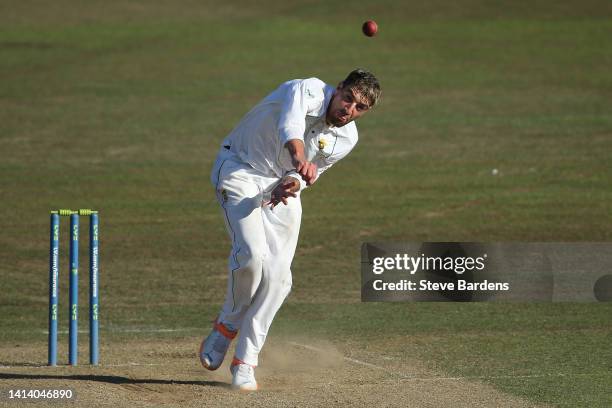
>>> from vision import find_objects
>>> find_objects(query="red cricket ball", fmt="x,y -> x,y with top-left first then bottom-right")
362,20 -> 378,37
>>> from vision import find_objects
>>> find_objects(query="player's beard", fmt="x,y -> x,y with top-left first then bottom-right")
330,109 -> 350,127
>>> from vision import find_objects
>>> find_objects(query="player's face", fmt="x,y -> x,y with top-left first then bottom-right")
325,85 -> 371,127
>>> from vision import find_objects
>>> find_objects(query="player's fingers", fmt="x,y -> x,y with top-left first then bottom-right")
299,161 -> 312,176
310,163 -> 317,180
281,197 -> 288,205
296,161 -> 306,174
305,172 -> 314,185
282,184 -> 296,194
307,165 -> 316,182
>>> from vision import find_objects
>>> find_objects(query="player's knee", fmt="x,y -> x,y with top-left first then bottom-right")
269,273 -> 292,295
281,277 -> 292,300
283,279 -> 292,298
236,246 -> 267,269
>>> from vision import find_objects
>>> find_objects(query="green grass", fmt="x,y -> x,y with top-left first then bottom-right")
1,1 -> 612,406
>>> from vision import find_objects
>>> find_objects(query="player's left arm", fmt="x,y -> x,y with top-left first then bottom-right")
278,79 -> 326,182
284,139 -> 318,185
268,146 -> 352,207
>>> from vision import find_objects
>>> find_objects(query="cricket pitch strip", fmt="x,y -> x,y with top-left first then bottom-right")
0,337 -> 547,407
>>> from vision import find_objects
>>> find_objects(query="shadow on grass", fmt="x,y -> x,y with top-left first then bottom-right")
0,372 -> 228,388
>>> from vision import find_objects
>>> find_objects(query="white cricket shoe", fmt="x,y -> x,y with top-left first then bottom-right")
230,359 -> 258,391
199,318 -> 237,371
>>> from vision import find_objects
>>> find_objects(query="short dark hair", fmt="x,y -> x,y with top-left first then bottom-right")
341,69 -> 381,107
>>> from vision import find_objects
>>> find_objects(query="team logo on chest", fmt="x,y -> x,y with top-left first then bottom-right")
318,138 -> 327,151
317,137 -> 333,159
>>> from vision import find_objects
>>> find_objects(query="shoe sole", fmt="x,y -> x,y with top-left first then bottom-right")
231,384 -> 258,391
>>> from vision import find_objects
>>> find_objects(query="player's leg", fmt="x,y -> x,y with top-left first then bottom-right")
201,158 -> 268,370
216,171 -> 268,329
232,195 -> 302,369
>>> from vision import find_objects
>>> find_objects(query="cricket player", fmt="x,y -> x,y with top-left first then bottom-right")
200,69 -> 381,390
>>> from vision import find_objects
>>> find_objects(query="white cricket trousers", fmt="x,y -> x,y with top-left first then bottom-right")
211,148 -> 302,366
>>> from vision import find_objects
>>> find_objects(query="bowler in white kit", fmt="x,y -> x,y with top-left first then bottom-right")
200,69 -> 381,390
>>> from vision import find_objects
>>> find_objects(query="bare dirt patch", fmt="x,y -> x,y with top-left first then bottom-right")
0,337 -> 546,407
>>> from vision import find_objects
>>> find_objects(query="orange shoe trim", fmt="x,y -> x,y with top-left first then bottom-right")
231,357 -> 256,368
214,320 -> 237,340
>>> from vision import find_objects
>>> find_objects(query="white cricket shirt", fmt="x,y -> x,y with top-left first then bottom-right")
219,77 -> 358,190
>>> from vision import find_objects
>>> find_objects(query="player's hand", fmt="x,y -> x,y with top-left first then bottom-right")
300,161 -> 318,186
267,178 -> 299,208
291,157 -> 317,186
285,140 -> 317,186
291,153 -> 307,173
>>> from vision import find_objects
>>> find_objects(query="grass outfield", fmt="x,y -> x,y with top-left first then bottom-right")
1,1 -> 611,407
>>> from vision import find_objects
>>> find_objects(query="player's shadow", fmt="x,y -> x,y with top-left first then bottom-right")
0,372 -> 229,388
